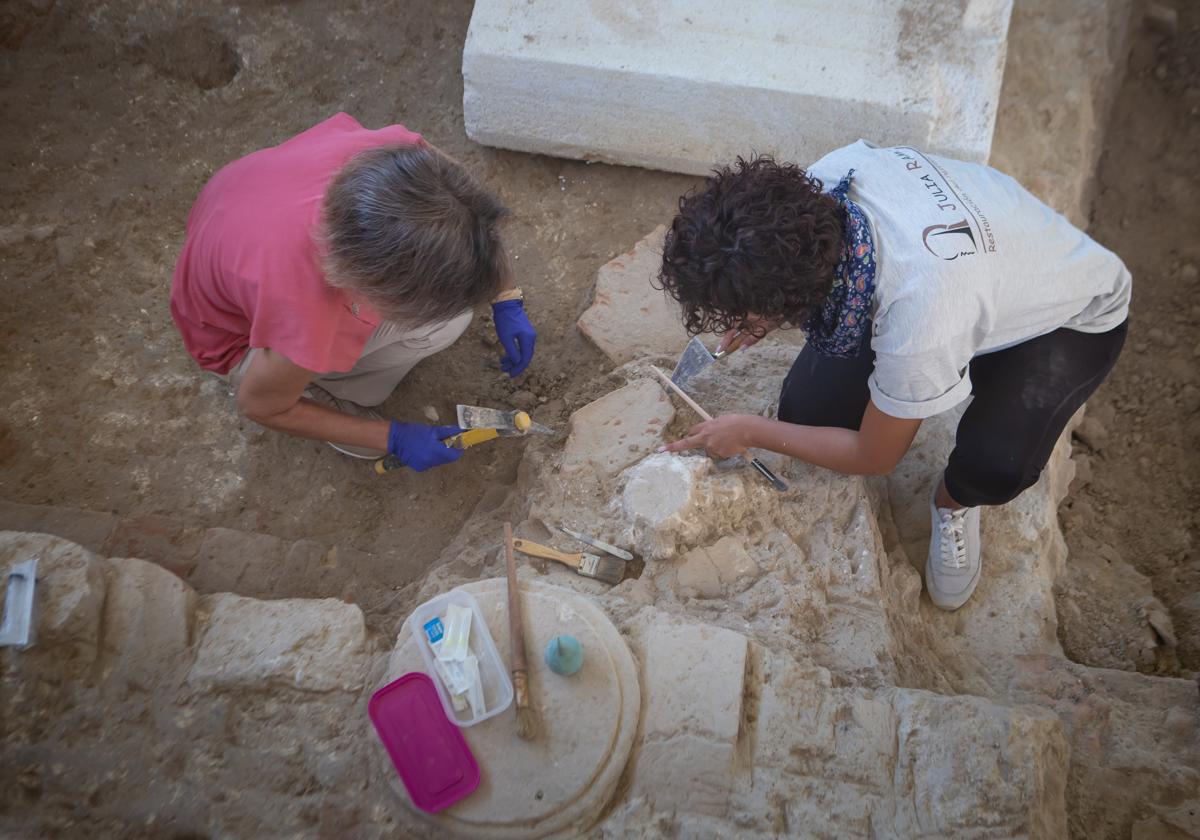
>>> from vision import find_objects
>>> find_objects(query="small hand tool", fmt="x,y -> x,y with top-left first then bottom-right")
512,538 -> 627,585
0,557 -> 37,649
457,405 -> 553,436
650,365 -> 788,492
557,526 -> 634,561
375,405 -> 552,474
670,334 -> 746,387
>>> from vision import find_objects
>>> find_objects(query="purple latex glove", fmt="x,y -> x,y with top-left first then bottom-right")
387,422 -> 464,472
492,298 -> 537,378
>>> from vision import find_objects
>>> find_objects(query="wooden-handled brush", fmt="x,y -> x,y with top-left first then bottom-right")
512,538 -> 627,585
504,523 -> 538,740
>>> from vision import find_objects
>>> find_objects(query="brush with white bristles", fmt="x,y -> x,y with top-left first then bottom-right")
504,522 -> 539,740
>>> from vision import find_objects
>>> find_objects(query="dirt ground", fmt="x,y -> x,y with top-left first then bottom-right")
0,0 -> 1196,670
0,0 -> 695,607
1058,3 -> 1200,674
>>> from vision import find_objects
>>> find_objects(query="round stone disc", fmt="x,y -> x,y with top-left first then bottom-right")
377,577 -> 640,839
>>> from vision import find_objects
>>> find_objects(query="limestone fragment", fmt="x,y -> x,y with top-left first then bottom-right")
576,226 -> 691,364
677,535 -> 759,598
189,593 -> 367,692
561,380 -> 674,479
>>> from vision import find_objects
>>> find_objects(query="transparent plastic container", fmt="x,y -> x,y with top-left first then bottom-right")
408,587 -> 513,727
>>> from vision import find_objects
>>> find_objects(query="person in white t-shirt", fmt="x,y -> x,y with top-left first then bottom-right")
658,142 -> 1130,611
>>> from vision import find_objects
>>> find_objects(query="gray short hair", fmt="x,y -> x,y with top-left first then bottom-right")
322,145 -> 508,326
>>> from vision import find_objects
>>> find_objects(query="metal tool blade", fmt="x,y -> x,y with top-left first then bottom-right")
456,405 -> 554,436
0,557 -> 37,649
670,336 -> 717,387
749,458 -> 789,492
457,404 -> 520,431
558,526 -> 634,561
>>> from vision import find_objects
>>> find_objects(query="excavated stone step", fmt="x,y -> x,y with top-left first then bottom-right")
0,498 -> 396,618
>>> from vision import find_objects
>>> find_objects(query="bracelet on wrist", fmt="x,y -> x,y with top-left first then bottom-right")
493,288 -> 524,304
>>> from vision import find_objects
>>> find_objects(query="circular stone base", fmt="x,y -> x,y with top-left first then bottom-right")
376,577 -> 640,839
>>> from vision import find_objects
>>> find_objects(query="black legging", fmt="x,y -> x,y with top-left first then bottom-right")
777,320 -> 1128,507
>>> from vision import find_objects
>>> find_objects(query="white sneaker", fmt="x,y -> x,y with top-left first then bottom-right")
304,385 -> 386,459
925,489 -> 981,611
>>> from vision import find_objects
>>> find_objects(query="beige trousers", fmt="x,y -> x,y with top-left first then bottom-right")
227,309 -> 473,407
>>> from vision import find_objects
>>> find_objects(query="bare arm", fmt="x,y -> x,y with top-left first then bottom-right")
235,348 -> 390,451
663,400 -> 921,476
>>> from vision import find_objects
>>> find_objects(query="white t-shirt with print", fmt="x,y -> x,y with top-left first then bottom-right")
806,140 -> 1131,420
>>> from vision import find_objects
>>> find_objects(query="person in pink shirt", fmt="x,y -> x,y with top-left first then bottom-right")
171,113 -> 536,471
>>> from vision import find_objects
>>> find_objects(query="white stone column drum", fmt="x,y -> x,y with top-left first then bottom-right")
378,577 -> 641,839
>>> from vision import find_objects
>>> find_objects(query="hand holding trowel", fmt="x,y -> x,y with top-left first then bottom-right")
671,336 -> 736,388
671,319 -> 774,387
374,404 -> 552,474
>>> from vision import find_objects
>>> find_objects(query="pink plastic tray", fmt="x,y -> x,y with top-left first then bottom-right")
369,672 -> 481,812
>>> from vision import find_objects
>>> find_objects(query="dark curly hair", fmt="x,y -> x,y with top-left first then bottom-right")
658,155 -> 845,337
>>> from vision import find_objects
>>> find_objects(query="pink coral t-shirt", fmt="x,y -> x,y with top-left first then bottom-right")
170,113 -> 424,375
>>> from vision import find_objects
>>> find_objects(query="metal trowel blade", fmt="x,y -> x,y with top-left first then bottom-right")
670,336 -> 716,387
456,405 -> 553,436
457,404 -> 520,431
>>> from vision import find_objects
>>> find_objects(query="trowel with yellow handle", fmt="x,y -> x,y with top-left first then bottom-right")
374,404 -> 552,474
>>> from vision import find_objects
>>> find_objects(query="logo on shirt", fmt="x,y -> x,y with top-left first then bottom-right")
922,220 -> 977,261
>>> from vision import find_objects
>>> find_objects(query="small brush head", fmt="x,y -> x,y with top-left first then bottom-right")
577,553 -> 627,585
515,703 -> 539,740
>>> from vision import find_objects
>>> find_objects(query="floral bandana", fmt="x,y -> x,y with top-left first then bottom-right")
802,170 -> 876,358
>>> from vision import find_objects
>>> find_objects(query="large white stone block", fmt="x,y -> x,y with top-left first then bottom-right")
464,0 -> 1013,174
631,616 -> 749,816
189,594 -> 367,692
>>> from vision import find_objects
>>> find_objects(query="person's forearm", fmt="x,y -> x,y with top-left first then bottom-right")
743,416 -> 883,476
247,398 -> 390,451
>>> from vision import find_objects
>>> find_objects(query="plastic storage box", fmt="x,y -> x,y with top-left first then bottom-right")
408,587 -> 513,726
368,672 -> 481,812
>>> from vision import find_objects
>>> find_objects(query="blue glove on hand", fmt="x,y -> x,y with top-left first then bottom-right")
493,298 -> 537,378
387,422 -> 464,472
